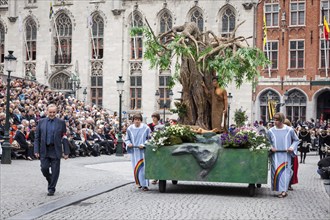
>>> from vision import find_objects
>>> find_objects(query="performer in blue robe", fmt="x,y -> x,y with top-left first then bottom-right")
125,114 -> 151,191
267,112 -> 299,198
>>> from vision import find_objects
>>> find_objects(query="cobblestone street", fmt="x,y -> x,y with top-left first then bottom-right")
1,153 -> 329,220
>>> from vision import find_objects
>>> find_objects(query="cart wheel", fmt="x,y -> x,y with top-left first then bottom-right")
159,180 -> 166,193
256,184 -> 261,188
248,184 -> 256,197
172,180 -> 178,185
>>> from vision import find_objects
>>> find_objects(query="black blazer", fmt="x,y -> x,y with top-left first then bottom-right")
34,117 -> 69,159
15,130 -> 29,149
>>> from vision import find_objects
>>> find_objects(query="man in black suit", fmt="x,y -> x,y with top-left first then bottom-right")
92,128 -> 114,154
34,104 -> 69,196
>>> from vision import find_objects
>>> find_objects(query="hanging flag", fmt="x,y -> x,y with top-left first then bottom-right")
263,14 -> 267,47
323,8 -> 330,41
49,2 -> 54,20
268,99 -> 276,121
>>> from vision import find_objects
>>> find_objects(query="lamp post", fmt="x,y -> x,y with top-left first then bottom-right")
69,73 -> 81,98
155,89 -> 173,123
83,87 -> 87,103
1,51 -> 17,164
116,76 -> 125,156
227,92 -> 233,130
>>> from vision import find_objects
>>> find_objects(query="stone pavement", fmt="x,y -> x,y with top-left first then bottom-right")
0,154 -> 133,220
1,153 -> 329,220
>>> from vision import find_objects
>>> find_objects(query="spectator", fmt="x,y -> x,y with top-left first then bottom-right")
317,157 -> 330,180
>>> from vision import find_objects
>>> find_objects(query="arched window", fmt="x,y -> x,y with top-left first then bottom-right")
130,11 -> 143,60
159,10 -> 172,43
0,22 -> 5,64
259,90 -> 280,123
54,13 -> 72,64
190,8 -> 204,32
91,14 -> 104,59
25,17 -> 37,61
51,72 -> 71,90
286,90 -> 307,123
221,8 -> 236,37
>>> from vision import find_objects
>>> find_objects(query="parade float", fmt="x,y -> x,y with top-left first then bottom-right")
145,125 -> 270,196
131,20 -> 270,196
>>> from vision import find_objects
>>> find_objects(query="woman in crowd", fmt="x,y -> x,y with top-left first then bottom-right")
298,126 -> 311,164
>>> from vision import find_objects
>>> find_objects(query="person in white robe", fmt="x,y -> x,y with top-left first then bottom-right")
125,114 -> 151,191
267,112 -> 299,198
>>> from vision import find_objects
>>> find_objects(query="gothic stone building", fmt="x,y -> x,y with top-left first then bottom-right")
0,0 -> 256,124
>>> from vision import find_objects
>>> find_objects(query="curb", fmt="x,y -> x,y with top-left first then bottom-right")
8,181 -> 134,220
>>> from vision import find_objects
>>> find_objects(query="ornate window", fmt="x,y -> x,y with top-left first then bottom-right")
130,11 -> 143,60
285,90 -> 307,123
264,3 -> 279,27
289,40 -> 304,69
320,40 -> 330,68
321,1 -> 330,23
158,74 -> 172,110
51,72 -> 71,90
54,13 -> 72,64
130,72 -> 142,110
264,41 -> 278,69
25,17 -> 37,61
0,22 -> 4,64
290,0 -> 305,26
90,60 -> 103,107
259,90 -> 280,123
190,8 -> 204,32
221,8 -> 236,37
159,10 -> 172,43
90,14 -> 104,59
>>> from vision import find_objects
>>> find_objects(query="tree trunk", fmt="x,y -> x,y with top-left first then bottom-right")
179,57 -> 212,129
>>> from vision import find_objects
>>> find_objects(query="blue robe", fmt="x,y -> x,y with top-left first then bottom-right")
267,125 -> 299,192
125,123 -> 151,187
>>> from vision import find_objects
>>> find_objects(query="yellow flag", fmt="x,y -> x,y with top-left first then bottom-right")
268,99 -> 276,120
263,15 -> 267,47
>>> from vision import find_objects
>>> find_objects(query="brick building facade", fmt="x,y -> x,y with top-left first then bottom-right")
255,0 -> 330,125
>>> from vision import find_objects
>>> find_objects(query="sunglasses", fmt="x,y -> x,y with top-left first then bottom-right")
274,118 -> 280,121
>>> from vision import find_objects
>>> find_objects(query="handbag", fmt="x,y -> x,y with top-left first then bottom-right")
302,142 -> 308,148
11,140 -> 20,149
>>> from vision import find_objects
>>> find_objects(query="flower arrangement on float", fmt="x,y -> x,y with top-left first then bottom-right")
147,124 -> 196,151
220,127 -> 271,151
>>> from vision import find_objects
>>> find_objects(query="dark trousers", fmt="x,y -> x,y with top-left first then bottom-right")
40,156 -> 61,193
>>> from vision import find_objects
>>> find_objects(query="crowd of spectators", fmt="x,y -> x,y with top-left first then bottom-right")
0,78 -> 130,160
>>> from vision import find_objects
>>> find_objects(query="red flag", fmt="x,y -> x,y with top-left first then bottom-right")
324,17 -> 330,40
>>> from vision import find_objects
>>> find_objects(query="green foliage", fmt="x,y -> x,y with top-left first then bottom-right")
131,25 -> 270,89
234,107 -> 248,127
208,47 -> 270,88
170,101 -> 187,118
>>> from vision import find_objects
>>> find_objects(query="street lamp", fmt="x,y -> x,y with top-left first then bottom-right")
69,73 -> 81,98
155,89 -> 173,123
1,51 -> 17,164
116,76 -> 125,156
83,87 -> 87,103
227,92 -> 233,130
